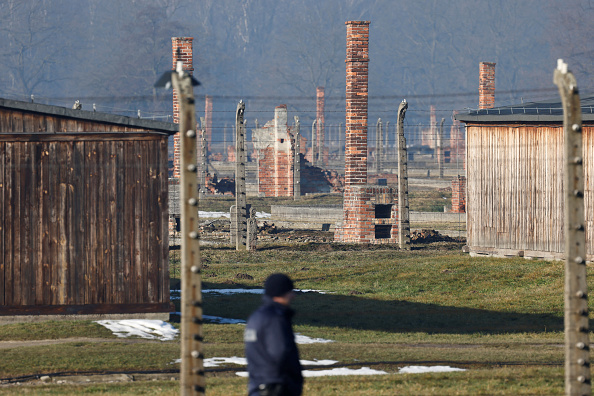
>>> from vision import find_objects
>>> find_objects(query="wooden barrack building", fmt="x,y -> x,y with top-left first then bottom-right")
455,96 -> 594,260
0,98 -> 177,320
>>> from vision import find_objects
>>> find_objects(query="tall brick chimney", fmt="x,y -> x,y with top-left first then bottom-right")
316,86 -> 326,165
345,21 -> 370,186
205,95 -> 213,152
336,21 -> 399,244
479,62 -> 496,110
171,37 -> 194,178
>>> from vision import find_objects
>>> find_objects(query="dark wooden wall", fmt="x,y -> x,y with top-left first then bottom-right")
0,108 -> 172,314
466,123 -> 594,260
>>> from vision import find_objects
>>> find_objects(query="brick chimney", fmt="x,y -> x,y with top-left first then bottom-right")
336,21 -> 399,244
205,95 -> 213,152
479,62 -> 496,110
451,175 -> 466,213
316,86 -> 326,165
345,21 -> 370,186
171,37 -> 194,178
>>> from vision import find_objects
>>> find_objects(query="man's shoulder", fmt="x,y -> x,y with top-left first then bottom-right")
247,303 -> 283,325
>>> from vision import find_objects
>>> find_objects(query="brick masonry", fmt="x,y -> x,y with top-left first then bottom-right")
253,105 -> 296,197
205,94 -> 213,152
344,21 -> 370,187
316,86 -> 326,165
335,185 -> 400,243
479,62 -> 496,110
171,37 -> 194,179
336,21 -> 399,244
451,175 -> 466,213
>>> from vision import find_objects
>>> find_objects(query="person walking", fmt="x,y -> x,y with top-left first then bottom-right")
244,273 -> 303,396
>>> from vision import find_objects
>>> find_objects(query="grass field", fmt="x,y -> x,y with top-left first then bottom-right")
1,240 -> 584,394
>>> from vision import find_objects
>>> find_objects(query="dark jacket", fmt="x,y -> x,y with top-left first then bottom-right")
245,295 -> 303,396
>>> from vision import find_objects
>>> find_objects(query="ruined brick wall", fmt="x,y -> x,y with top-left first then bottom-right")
171,37 -> 194,179
253,105 -> 294,197
479,62 -> 496,110
338,186 -> 399,244
451,175 -> 466,213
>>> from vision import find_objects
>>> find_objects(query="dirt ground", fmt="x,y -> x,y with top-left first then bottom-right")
199,219 -> 462,245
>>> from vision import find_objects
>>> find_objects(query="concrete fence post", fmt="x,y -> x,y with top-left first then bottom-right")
554,59 -> 590,396
385,121 -> 390,162
311,119 -> 317,166
438,118 -> 445,179
375,118 -> 382,175
294,116 -> 301,200
169,58 -> 205,395
397,100 -> 410,250
235,101 -> 247,251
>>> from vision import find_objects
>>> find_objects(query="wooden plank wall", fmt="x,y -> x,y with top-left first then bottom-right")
467,124 -> 594,256
0,108 -> 148,133
0,108 -> 170,310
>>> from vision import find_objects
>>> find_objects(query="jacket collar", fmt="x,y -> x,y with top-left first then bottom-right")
262,294 -> 295,318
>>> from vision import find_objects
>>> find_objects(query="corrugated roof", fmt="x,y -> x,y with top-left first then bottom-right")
0,97 -> 178,134
455,95 -> 594,123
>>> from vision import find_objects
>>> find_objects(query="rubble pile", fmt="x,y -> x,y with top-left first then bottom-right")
204,174 -> 235,195
410,229 -> 457,243
195,222 -> 459,245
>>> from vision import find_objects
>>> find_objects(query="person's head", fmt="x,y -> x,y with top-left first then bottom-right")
264,273 -> 295,306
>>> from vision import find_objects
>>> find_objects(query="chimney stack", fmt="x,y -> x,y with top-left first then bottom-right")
171,37 -> 194,178
345,21 -> 370,186
205,95 -> 213,152
316,86 -> 326,165
479,62 -> 496,110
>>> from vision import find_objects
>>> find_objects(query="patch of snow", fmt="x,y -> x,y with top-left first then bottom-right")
300,359 -> 339,366
203,288 -> 264,295
295,333 -> 334,344
171,357 -> 336,367
95,319 -> 178,341
199,211 -> 230,218
175,288 -> 328,296
198,211 -> 271,219
302,367 -> 388,377
203,315 -> 246,324
296,289 -> 329,294
398,365 -> 466,374
237,367 -> 387,378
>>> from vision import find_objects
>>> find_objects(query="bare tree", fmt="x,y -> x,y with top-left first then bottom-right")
0,0 -> 74,97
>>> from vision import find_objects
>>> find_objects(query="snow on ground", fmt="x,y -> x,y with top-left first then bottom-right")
169,288 -> 329,300
198,211 -> 271,219
172,356 -> 466,378
95,320 -> 178,341
295,333 -> 334,344
237,365 -> 466,378
172,357 -> 338,367
236,367 -> 388,378
398,365 -> 466,374
202,288 -> 264,295
203,315 -> 246,324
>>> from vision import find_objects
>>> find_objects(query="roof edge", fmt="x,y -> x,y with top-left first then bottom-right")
0,98 -> 178,134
